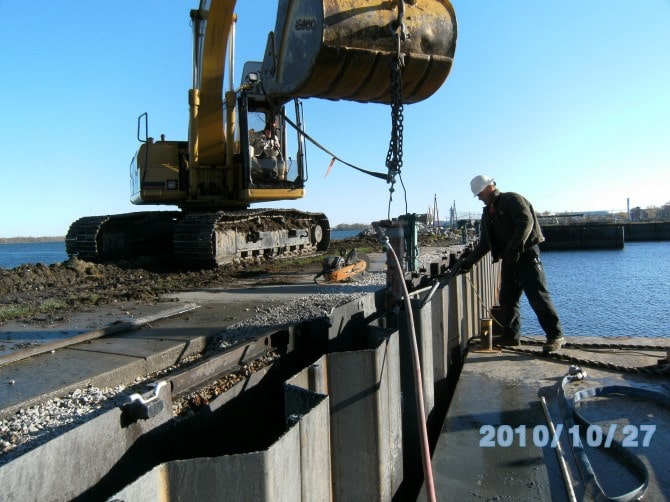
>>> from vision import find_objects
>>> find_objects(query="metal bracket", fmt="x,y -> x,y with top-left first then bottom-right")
121,381 -> 168,427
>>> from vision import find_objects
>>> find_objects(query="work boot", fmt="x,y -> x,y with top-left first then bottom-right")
543,337 -> 565,353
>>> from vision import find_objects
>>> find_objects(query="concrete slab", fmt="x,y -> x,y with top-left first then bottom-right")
0,349 -> 147,413
68,334 -> 201,374
422,337 -> 670,501
0,302 -> 158,357
0,300 -> 264,418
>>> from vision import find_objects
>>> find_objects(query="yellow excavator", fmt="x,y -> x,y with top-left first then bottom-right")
66,0 -> 457,268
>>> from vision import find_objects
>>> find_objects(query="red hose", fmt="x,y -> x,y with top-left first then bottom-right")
385,242 -> 437,501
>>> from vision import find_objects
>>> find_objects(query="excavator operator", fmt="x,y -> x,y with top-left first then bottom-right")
251,122 -> 282,179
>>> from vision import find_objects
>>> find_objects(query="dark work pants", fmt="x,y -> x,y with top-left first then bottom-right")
499,246 -> 563,342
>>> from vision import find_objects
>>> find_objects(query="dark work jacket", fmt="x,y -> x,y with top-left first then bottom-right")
466,190 -> 545,265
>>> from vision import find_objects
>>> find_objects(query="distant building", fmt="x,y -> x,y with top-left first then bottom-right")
630,207 -> 649,222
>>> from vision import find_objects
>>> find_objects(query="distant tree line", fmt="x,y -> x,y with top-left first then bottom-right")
332,223 -> 368,230
0,236 -> 64,243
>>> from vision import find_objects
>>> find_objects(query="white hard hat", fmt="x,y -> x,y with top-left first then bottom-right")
470,175 -> 495,196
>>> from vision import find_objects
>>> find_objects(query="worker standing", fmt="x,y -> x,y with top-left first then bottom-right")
458,175 -> 565,353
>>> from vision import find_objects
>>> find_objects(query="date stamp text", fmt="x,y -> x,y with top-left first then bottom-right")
479,424 -> 656,448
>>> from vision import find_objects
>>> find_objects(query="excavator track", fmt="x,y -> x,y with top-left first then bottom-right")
173,209 -> 330,268
66,210 -> 330,269
65,215 -> 112,261
65,212 -> 182,264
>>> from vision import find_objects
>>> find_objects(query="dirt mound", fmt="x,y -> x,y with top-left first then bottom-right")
0,258 -> 245,323
0,234 -> 454,324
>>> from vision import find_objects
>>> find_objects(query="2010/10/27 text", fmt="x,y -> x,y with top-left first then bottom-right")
479,424 -> 656,448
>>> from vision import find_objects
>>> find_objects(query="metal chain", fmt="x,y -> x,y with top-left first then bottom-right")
494,343 -> 670,375
515,339 -> 670,352
386,2 -> 406,219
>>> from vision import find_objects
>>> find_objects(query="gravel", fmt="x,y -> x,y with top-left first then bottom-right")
214,271 -> 388,348
0,384 -> 128,465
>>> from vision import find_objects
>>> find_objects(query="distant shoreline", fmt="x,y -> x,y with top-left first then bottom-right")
0,228 -> 366,245
0,237 -> 65,244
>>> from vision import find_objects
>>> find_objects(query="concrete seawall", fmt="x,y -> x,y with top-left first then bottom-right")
623,221 -> 670,241
539,221 -> 670,250
539,224 -> 624,250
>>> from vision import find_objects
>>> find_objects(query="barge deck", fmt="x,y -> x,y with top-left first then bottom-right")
424,337 -> 670,500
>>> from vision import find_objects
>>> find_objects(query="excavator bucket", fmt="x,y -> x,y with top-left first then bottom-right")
260,0 -> 457,104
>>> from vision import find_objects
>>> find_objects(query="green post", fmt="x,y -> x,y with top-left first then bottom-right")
404,213 -> 419,272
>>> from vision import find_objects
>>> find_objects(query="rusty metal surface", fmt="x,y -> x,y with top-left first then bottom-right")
169,333 -> 278,397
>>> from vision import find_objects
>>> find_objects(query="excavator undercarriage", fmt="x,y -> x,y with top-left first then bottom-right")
66,209 -> 329,268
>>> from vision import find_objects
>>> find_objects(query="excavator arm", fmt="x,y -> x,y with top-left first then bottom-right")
191,0 -> 457,168
188,0 -> 236,167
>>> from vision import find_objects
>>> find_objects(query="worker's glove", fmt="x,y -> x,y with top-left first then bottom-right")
503,247 -> 521,264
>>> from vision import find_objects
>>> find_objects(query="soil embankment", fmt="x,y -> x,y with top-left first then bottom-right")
0,234 -> 408,324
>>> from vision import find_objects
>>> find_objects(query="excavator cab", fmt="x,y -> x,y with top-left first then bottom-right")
129,85 -> 308,208
236,63 -> 307,190
243,104 -> 296,185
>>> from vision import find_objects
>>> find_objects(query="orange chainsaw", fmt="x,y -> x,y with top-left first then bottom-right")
314,249 -> 370,284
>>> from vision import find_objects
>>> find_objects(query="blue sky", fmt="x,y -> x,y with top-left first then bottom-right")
1,1 -> 668,237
